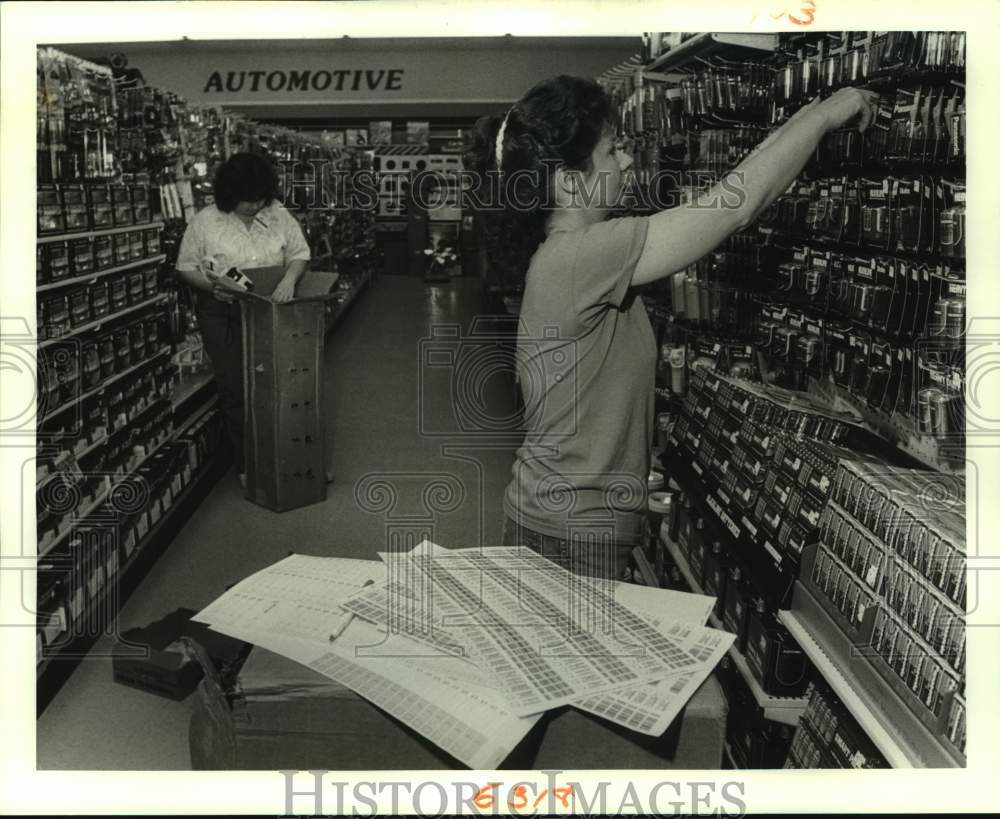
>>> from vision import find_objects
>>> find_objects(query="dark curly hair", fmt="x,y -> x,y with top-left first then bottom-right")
464,76 -> 615,289
213,152 -> 281,213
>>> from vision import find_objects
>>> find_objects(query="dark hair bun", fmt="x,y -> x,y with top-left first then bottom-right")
464,114 -> 504,177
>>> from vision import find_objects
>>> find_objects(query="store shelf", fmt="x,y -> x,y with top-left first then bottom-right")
660,531 -> 808,726
36,393 -> 170,488
37,221 -> 165,245
36,449 -> 230,711
171,370 -> 215,410
807,375 -> 965,473
778,581 -> 962,767
174,394 -> 219,438
39,346 -> 170,423
36,255 -> 167,293
663,450 -> 733,543
38,428 -> 177,558
646,33 -> 778,73
326,270 -> 373,330
756,228 -> 966,268
39,294 -> 168,349
39,389 -> 219,557
630,546 -> 659,587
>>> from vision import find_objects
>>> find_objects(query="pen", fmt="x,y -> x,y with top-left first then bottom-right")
328,579 -> 375,642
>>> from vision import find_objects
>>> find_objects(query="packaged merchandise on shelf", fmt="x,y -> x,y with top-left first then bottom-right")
719,654 -> 797,768
113,232 -> 131,266
38,185 -> 66,234
68,288 -> 91,327
785,683 -> 888,768
93,234 -> 114,270
88,184 -> 114,228
721,563 -> 752,652
40,294 -> 71,340
743,595 -> 809,696
68,237 -> 95,277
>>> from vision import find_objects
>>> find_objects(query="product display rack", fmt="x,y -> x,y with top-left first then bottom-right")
601,30 -> 967,768
37,222 -> 165,245
36,254 -> 167,293
645,33 -> 779,75
659,523 -> 809,726
34,46 -> 388,709
36,440 -> 229,714
807,374 -> 963,473
662,446 -> 798,595
38,293 -> 167,350
778,581 -> 960,767
170,370 -> 216,412
39,416 -> 178,558
34,48 -> 230,709
325,267 -> 374,332
39,346 -> 171,424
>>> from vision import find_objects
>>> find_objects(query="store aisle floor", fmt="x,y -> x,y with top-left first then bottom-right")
36,274 -> 522,769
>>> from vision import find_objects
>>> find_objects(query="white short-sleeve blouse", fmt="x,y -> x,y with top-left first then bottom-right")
175,202 -> 311,274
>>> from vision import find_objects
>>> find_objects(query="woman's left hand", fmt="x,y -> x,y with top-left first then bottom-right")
272,275 -> 297,303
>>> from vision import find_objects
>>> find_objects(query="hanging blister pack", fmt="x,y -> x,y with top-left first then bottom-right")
869,257 -> 894,332
848,330 -> 872,400
849,257 -> 877,325
867,339 -> 894,410
862,178 -> 893,251
938,179 -> 965,258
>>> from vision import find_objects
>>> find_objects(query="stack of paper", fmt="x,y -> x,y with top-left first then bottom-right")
193,542 -> 734,769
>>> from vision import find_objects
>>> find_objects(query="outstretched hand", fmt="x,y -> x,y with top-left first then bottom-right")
819,87 -> 881,133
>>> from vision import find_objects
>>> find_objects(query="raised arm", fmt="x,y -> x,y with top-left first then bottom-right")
631,87 -> 878,287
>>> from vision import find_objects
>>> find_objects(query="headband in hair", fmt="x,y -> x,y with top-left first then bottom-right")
494,107 -> 513,170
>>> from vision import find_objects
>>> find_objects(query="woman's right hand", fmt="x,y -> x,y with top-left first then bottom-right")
212,283 -> 237,303
210,275 -> 244,303
818,87 -> 881,133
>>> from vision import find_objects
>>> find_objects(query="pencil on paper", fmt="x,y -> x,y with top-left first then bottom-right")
329,578 -> 376,642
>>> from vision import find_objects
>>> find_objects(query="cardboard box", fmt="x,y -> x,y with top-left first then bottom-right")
234,267 -> 340,512
190,645 -> 466,769
532,676 -> 727,769
190,647 -> 728,770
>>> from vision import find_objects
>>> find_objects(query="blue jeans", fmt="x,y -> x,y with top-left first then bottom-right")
501,516 -> 634,581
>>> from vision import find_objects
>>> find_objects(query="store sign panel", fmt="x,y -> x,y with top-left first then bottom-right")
202,68 -> 405,94
67,45 -> 635,105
